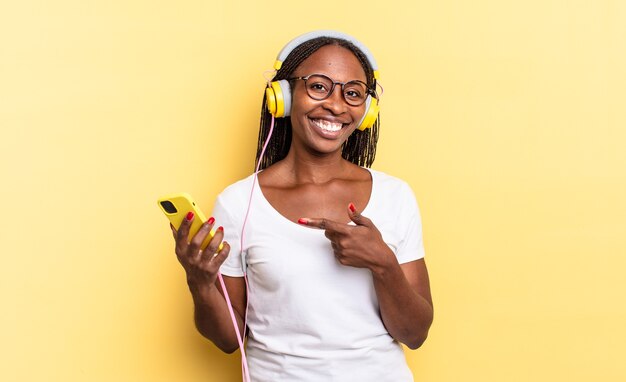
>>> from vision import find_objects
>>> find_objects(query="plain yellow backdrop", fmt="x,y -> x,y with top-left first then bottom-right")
1,0 -> 625,381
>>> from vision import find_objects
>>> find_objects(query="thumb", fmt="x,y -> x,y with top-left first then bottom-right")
348,203 -> 372,227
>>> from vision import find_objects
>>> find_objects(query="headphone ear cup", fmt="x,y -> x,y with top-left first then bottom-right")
265,80 -> 292,117
356,96 -> 379,131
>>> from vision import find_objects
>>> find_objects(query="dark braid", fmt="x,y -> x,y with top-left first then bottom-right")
255,37 -> 380,170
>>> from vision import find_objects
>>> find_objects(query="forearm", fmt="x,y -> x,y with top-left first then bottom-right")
188,281 -> 245,353
371,258 -> 433,349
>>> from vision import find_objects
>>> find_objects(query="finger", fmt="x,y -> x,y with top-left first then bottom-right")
208,241 -> 231,270
205,226 -> 225,255
177,211 -> 195,244
298,217 -> 346,233
200,238 -> 229,265
189,217 -> 216,254
324,229 -> 338,242
170,223 -> 177,239
348,202 -> 373,227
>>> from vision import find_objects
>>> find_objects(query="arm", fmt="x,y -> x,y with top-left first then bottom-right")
189,274 -> 247,353
370,257 -> 433,349
300,204 -> 433,349
171,214 -> 247,353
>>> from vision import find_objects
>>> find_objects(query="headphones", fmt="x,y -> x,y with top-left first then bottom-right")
265,30 -> 380,131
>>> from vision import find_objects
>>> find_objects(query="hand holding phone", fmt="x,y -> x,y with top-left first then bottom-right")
158,192 -> 230,295
157,193 -> 223,251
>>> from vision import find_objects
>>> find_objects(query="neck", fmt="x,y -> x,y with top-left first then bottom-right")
279,148 -> 353,185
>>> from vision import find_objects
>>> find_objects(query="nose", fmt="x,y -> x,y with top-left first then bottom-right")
321,85 -> 349,115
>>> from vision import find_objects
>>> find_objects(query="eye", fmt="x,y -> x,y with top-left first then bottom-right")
344,82 -> 366,101
344,89 -> 363,99
308,81 -> 329,94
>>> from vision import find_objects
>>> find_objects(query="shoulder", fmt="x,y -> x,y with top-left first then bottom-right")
369,169 -> 415,197
215,174 -> 256,207
257,161 -> 288,189
368,169 -> 421,216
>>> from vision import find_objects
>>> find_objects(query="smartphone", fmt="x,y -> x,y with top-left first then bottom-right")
157,193 -> 223,251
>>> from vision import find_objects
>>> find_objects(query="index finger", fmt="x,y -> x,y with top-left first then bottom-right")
298,217 -> 347,233
176,211 -> 194,243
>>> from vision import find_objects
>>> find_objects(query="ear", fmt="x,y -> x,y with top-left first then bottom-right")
266,80 -> 292,117
356,96 -> 379,130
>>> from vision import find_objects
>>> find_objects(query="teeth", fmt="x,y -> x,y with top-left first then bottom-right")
312,119 -> 342,132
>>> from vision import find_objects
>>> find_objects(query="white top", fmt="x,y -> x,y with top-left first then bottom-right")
213,169 -> 425,382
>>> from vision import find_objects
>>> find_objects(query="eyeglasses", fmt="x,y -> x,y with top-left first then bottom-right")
289,74 -> 375,107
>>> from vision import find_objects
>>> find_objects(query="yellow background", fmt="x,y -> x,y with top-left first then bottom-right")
1,1 -> 625,381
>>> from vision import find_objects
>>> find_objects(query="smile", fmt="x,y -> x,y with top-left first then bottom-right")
310,118 -> 344,133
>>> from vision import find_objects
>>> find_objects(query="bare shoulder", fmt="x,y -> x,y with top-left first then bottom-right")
257,161 -> 290,189
348,162 -> 372,182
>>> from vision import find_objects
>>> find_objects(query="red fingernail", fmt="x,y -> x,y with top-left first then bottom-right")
349,203 -> 356,213
297,218 -> 308,225
217,226 -> 223,231
208,217 -> 215,225
186,212 -> 194,221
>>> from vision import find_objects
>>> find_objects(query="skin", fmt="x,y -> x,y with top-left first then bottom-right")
171,44 -> 433,353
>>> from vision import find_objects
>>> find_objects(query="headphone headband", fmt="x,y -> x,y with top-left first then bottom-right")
265,30 -> 380,130
273,30 -> 380,80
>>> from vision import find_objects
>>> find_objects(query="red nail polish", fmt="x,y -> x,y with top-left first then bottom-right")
349,203 -> 356,213
208,217 -> 215,225
217,226 -> 224,231
186,211 -> 194,221
297,218 -> 308,225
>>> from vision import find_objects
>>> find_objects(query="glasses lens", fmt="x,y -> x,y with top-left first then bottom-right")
343,81 -> 368,106
304,75 -> 333,100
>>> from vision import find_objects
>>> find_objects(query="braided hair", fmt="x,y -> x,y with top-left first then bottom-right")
255,37 -> 380,171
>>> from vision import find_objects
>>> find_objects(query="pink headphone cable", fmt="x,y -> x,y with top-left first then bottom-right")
216,113 -> 275,382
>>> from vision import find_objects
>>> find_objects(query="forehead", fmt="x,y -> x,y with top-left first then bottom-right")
293,44 -> 367,82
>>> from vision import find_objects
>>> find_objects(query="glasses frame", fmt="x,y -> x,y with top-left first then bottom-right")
288,73 -> 377,107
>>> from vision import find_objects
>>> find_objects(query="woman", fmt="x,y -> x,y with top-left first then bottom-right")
171,31 -> 433,381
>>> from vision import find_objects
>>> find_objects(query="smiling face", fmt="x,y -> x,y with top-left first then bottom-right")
288,44 -> 368,159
